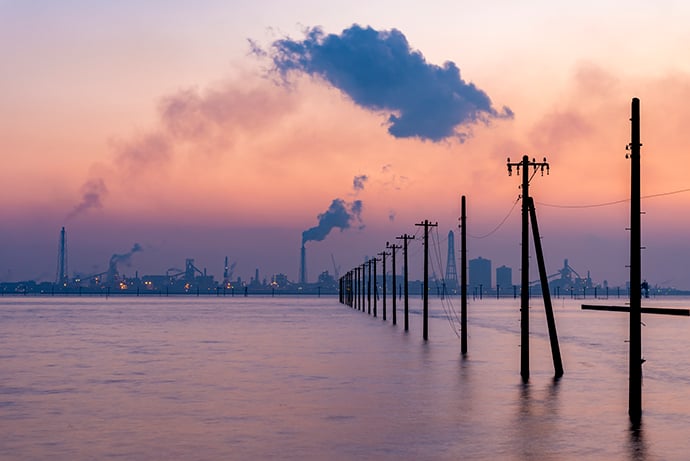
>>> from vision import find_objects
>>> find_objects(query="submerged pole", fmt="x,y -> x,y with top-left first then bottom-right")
528,197 -> 564,378
372,258 -> 378,318
354,267 -> 359,310
416,220 -> 437,341
507,154 -> 549,382
379,251 -> 389,321
629,97 -> 642,424
367,260 -> 372,315
397,234 -> 415,332
461,195 -> 468,355
423,222 -> 429,341
388,242 -> 400,326
361,263 -> 366,312
520,155 -> 530,382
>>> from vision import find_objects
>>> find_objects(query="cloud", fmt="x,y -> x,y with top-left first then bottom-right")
379,163 -> 409,190
263,24 -> 512,142
353,174 -> 368,191
302,198 -> 364,244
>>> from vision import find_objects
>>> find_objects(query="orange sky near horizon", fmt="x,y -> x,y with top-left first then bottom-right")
5,67 -> 688,222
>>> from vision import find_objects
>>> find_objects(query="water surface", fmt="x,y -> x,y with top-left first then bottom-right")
1,296 -> 689,460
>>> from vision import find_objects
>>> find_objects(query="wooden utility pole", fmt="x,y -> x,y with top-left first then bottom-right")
460,196 -> 468,355
378,250 -> 390,321
628,97 -> 642,422
387,242 -> 401,326
507,154 -> 549,382
367,259 -> 372,315
361,263 -> 366,312
528,197 -> 564,378
581,98 -> 688,426
354,267 -> 359,310
416,220 -> 438,341
372,257 -> 378,317
396,234 -> 415,332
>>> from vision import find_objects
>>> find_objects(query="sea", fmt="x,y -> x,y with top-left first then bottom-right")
1,294 -> 690,460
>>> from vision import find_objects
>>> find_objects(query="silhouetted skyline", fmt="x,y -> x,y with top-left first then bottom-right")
3,2 -> 690,288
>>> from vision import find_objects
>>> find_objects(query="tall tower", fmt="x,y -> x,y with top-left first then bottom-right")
55,226 -> 68,285
299,243 -> 307,284
445,230 -> 459,290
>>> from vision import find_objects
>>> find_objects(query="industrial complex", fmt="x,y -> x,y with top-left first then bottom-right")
0,227 -> 678,296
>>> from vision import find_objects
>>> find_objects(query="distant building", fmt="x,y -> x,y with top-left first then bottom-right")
496,265 -> 512,295
469,257 -> 491,295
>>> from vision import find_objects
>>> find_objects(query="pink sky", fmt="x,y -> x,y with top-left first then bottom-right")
2,1 -> 690,288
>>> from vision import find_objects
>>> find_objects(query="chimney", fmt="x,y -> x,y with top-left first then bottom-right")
299,244 -> 307,284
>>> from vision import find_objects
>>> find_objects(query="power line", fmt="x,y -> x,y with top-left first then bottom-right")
537,187 -> 690,209
469,197 -> 520,239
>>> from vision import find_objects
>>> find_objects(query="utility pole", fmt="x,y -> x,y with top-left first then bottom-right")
416,220 -> 438,341
345,271 -> 351,307
528,197 -> 564,378
354,267 -> 359,310
346,273 -> 350,306
378,250 -> 390,321
628,97 -> 643,423
460,196 -> 468,355
581,98 -> 689,426
387,242 -> 401,326
367,260 -> 372,315
361,263 -> 366,312
396,234 -> 415,332
354,268 -> 358,309
372,257 -> 378,317
507,154 -> 549,382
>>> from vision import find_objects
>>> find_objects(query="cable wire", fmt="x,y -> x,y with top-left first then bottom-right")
537,187 -> 690,209
469,196 -> 520,239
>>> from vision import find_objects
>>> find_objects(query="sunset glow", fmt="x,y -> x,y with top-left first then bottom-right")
2,1 -> 690,288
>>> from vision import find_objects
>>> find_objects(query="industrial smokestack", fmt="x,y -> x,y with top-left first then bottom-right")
56,226 -> 68,285
299,244 -> 307,284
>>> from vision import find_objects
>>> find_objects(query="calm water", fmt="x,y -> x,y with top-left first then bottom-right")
2,295 -> 690,460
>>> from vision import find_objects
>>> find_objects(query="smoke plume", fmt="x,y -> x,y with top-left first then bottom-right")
110,243 -> 143,265
68,78 -> 297,217
302,199 -> 363,244
67,178 -> 108,219
264,24 -> 513,142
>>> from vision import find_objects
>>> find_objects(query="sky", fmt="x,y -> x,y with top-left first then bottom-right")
2,0 -> 690,288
